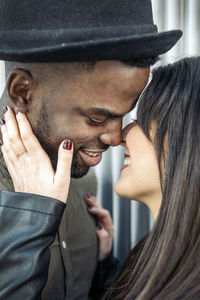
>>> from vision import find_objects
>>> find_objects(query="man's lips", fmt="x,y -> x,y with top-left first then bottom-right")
78,149 -> 105,167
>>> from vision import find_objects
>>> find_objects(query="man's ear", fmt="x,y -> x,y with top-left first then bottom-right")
6,69 -> 34,113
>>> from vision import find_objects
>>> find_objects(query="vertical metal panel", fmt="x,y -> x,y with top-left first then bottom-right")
165,0 -> 185,60
152,0 -> 185,62
184,0 -> 200,55
0,61 -> 5,97
151,0 -> 166,32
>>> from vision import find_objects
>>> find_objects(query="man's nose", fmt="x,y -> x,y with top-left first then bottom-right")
99,118 -> 122,146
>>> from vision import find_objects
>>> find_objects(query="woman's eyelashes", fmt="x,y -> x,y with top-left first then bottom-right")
131,118 -> 138,123
131,119 -> 138,127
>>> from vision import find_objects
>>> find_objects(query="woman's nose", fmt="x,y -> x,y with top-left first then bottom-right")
122,121 -> 137,142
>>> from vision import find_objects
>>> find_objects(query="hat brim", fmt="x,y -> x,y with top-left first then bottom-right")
0,29 -> 182,62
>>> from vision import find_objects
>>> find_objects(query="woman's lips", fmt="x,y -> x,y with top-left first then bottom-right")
121,165 -> 128,172
78,149 -> 103,167
121,154 -> 131,172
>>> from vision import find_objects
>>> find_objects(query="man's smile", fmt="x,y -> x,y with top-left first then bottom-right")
78,148 -> 107,167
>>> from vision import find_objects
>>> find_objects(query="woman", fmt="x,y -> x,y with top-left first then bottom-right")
105,56 -> 200,299
1,57 -> 200,299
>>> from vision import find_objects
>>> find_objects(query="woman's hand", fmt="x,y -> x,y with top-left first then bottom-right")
84,193 -> 114,261
0,106 -> 73,203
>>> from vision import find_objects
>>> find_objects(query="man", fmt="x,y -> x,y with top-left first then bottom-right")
0,0 -> 182,299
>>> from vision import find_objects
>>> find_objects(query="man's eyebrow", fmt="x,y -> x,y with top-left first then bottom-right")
87,102 -> 137,118
87,108 -> 124,118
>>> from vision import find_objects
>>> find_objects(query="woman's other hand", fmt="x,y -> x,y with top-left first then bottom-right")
0,106 -> 73,203
84,193 -> 114,261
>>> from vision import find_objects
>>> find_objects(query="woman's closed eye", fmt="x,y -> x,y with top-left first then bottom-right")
131,119 -> 138,126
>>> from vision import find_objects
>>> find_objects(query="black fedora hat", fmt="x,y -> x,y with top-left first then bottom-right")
0,0 -> 182,62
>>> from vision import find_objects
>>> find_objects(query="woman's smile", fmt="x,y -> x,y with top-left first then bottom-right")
115,122 -> 162,220
121,152 -> 131,171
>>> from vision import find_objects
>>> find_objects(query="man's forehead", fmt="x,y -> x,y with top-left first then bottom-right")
73,64 -> 149,113
78,62 -> 149,91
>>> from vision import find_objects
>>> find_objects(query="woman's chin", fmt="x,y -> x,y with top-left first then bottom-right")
114,180 -> 129,198
114,181 -> 122,197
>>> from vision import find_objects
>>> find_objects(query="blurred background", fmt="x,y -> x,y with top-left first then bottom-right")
0,0 -> 200,263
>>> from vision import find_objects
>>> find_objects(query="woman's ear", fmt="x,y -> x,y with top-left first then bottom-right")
6,69 -> 34,113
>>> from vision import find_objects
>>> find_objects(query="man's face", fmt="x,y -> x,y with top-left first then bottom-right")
28,61 -> 149,178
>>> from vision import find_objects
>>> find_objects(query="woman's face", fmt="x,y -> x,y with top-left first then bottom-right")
114,122 -> 162,219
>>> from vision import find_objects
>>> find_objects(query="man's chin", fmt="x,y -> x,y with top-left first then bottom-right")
71,166 -> 90,178
51,156 -> 90,178
70,152 -> 90,178
42,146 -> 90,178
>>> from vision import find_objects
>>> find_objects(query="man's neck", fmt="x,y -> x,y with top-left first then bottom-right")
0,150 -> 14,191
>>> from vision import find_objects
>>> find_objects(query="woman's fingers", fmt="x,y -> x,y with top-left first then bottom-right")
16,111 -> 45,156
0,106 -> 73,204
88,206 -> 114,235
0,119 -> 17,164
84,194 -> 114,236
84,193 -> 101,208
2,107 -> 43,159
2,107 -> 26,156
55,140 -> 73,187
96,224 -> 112,260
84,191 -> 114,261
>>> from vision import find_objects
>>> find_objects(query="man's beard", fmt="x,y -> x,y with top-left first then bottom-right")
38,139 -> 90,178
35,100 -> 89,178
70,151 -> 90,178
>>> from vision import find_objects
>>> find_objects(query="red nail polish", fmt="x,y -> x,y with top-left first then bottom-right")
63,139 -> 72,150
96,223 -> 102,230
0,119 -> 5,125
85,192 -> 93,198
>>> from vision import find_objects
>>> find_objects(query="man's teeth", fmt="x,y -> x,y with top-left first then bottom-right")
123,157 -> 131,166
84,151 -> 99,157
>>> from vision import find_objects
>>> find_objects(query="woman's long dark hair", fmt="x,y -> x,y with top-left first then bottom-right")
105,57 -> 200,299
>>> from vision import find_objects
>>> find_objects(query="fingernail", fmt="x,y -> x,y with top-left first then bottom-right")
2,106 -> 8,114
15,107 -> 18,114
0,119 -> 5,126
63,139 -> 72,150
96,223 -> 102,230
85,192 -> 93,198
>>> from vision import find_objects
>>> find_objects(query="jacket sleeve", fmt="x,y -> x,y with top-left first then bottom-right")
0,190 -> 65,300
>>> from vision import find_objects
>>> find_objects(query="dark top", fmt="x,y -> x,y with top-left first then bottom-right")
0,190 -> 119,300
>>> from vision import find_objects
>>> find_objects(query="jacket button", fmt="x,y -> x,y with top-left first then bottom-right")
62,241 -> 67,249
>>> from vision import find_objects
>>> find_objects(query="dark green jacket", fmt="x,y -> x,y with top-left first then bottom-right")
0,191 -> 120,300
0,152 -> 98,300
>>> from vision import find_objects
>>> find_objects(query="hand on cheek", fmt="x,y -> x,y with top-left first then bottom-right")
0,106 -> 73,203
